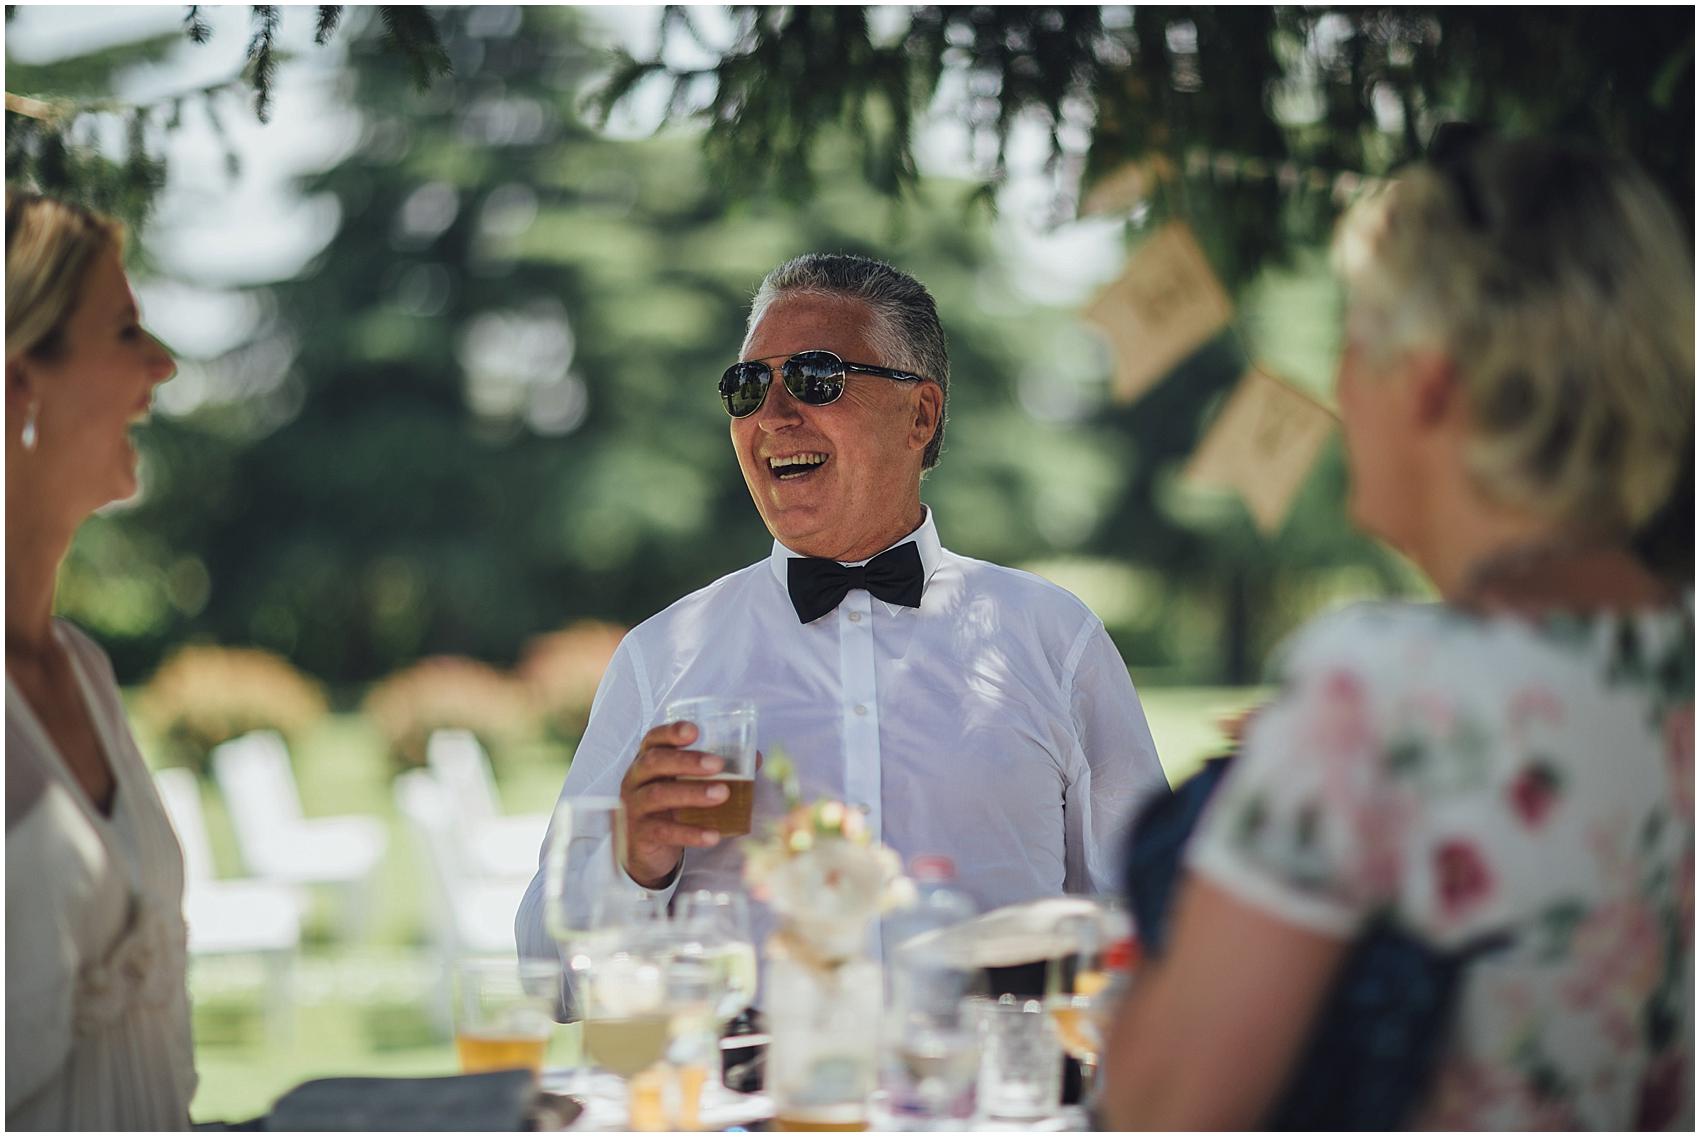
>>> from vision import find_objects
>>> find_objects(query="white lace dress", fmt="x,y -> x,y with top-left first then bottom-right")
6,620 -> 197,1130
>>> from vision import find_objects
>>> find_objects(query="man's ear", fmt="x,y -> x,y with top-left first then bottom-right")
907,383 -> 943,451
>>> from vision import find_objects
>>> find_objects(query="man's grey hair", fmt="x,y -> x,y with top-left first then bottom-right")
745,253 -> 951,470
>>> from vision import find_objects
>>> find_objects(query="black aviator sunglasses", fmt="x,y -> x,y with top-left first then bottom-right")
719,350 -> 931,418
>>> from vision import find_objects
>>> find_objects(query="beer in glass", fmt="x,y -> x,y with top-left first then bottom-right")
664,697 -> 757,837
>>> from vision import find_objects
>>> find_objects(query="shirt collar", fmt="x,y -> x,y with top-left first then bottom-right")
767,505 -> 943,590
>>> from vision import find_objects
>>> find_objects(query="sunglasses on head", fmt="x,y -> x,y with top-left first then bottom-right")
719,349 -> 931,418
1428,121 -> 1493,230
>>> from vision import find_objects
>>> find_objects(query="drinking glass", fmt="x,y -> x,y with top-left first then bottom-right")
1044,904 -> 1129,1103
973,998 -> 1064,1122
452,957 -> 559,1077
674,890 -> 758,1027
662,698 -> 758,837
881,953 -> 984,1131
543,796 -> 629,946
579,926 -> 674,1079
579,921 -> 720,1130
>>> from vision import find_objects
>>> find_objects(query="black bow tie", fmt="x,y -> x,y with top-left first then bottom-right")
787,542 -> 925,624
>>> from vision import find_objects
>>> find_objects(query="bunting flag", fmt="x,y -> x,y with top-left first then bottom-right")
1184,367 -> 1339,535
1078,154 -> 1177,217
1083,221 -> 1234,404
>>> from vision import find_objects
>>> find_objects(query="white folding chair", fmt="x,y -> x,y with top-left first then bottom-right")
212,730 -> 387,940
393,769 -> 532,1032
425,728 -> 549,881
393,769 -> 529,958
153,766 -> 302,1037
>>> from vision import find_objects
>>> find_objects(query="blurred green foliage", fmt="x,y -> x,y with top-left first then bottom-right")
17,6 -> 1686,692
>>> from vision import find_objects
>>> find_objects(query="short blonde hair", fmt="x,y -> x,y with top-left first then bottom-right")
6,188 -> 126,362
1332,137 -> 1694,537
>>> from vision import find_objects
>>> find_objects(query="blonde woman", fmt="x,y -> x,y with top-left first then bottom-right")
1102,134 -> 1693,1129
6,190 -> 195,1129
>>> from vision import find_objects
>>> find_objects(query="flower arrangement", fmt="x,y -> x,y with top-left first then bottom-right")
741,749 -> 914,969
136,644 -> 327,774
362,654 -> 537,771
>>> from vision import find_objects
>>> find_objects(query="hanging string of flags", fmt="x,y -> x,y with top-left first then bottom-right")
1179,147 -> 1383,202
1081,212 -> 1340,536
1080,150 -> 1386,218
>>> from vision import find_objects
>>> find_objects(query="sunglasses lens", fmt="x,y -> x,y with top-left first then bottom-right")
720,363 -> 770,417
781,351 -> 845,406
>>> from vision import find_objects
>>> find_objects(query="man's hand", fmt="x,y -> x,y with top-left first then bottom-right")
619,721 -> 728,888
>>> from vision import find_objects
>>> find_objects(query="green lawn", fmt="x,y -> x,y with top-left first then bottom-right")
144,684 -> 1259,1123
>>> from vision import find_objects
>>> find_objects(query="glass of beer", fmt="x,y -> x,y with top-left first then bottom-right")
453,957 -> 560,1076
663,697 -> 757,837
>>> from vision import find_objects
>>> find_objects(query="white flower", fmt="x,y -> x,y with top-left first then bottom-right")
761,836 -> 902,960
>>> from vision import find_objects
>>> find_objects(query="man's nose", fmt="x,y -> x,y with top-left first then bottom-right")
753,374 -> 805,430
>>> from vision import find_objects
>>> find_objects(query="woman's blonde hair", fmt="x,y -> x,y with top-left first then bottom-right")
5,188 -> 127,362
1332,136 -> 1694,537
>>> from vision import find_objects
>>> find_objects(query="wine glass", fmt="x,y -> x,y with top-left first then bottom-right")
579,920 -> 721,1129
1044,907 -> 1124,1105
543,796 -> 635,1095
674,890 -> 758,1027
543,796 -> 629,949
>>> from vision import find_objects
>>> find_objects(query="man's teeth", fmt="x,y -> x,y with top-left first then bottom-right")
769,453 -> 828,476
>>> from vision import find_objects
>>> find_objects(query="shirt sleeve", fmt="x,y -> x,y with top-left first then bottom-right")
1063,617 -> 1169,896
514,633 -> 681,969
1185,615 -> 1403,938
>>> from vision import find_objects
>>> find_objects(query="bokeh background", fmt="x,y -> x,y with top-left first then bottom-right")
6,4 -> 1692,1122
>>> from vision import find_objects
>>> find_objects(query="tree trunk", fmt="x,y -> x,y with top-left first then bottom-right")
1223,567 -> 1255,685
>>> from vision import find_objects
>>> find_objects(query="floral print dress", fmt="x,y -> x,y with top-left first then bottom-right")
1188,599 -> 1693,1130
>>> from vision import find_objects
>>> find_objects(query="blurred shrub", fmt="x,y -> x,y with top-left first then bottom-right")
137,645 -> 328,774
363,655 -> 536,771
518,620 -> 626,743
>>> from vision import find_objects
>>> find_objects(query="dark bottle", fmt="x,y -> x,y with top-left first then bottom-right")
720,1008 -> 769,1094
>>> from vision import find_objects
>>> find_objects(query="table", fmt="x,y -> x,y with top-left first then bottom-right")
544,1068 -> 1090,1132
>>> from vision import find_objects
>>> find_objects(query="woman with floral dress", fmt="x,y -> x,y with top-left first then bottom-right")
1100,133 -> 1693,1130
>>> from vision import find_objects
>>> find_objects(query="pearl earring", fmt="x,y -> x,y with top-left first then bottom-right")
21,402 -> 38,451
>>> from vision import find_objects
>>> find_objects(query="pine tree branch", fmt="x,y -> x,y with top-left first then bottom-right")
246,5 -> 281,122
183,5 -> 211,44
13,2 -> 449,228
581,53 -> 671,128
378,6 -> 453,91
313,5 -> 342,46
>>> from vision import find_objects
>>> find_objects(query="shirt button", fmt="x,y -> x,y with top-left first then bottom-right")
848,611 -> 862,623
854,704 -> 868,716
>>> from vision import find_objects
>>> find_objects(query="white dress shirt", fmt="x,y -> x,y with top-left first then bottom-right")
515,507 -> 1166,976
